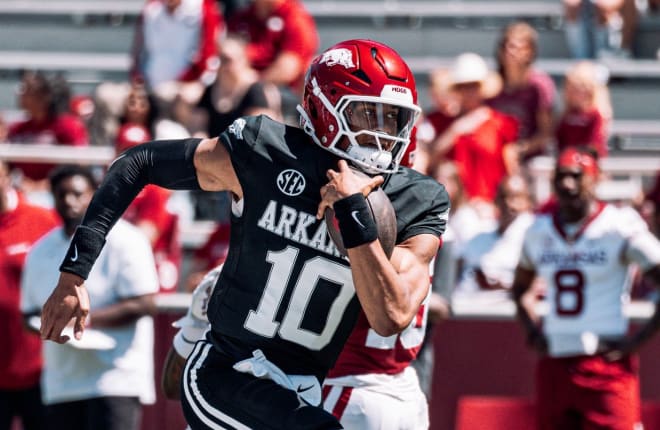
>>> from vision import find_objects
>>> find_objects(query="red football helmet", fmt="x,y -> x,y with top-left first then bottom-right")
298,39 -> 421,174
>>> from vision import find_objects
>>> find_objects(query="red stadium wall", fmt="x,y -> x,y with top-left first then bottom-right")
429,319 -> 660,430
142,314 -> 660,430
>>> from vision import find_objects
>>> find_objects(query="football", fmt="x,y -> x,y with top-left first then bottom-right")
324,173 -> 397,258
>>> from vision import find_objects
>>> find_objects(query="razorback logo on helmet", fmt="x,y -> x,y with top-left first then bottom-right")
319,48 -> 355,69
381,84 -> 414,104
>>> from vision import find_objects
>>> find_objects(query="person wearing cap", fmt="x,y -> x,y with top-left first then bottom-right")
512,146 -> 660,429
427,52 -> 519,210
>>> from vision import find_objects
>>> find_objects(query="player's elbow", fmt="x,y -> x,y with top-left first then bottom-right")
369,311 -> 412,337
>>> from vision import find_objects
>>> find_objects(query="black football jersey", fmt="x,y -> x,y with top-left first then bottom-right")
208,115 -> 449,380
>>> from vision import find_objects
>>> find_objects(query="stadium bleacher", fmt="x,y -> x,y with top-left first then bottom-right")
1,0 -> 659,126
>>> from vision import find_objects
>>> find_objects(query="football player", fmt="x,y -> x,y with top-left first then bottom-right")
40,39 -> 449,430
163,264 -> 433,430
513,147 -> 660,430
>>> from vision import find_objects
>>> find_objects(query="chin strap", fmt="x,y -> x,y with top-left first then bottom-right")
345,142 -> 392,174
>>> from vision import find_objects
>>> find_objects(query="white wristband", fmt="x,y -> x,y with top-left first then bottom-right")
173,325 -> 208,358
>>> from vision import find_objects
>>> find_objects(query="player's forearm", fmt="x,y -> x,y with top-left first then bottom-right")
59,138 -> 202,279
89,294 -> 157,328
514,287 -> 542,334
349,242 -> 431,336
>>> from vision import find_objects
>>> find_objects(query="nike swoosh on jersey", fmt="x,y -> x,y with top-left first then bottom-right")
296,384 -> 314,393
351,210 -> 366,229
70,244 -> 79,262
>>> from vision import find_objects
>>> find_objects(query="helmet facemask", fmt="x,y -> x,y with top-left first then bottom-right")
298,78 -> 420,174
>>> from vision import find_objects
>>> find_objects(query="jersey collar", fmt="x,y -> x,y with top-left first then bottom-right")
552,200 -> 606,243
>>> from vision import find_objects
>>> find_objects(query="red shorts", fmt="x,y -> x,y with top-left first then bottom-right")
535,354 -> 641,430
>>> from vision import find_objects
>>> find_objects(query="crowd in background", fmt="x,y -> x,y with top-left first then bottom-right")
1,0 -> 660,429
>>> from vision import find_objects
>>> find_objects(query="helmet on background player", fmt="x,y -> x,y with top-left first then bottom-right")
298,39 -> 421,174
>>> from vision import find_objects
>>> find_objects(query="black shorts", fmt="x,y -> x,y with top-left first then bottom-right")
181,340 -> 342,430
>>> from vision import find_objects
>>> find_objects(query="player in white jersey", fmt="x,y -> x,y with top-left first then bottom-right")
512,147 -> 660,430
321,295 -> 430,430
320,260 -> 436,430
454,175 -> 534,303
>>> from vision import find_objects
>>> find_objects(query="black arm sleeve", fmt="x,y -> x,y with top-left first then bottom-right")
59,138 -> 203,279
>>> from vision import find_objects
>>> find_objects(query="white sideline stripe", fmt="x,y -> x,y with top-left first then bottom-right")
183,342 -> 252,430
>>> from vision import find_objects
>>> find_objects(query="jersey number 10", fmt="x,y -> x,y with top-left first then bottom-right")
244,246 -> 355,350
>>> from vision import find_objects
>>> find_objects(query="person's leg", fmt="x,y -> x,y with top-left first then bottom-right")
46,400 -> 86,430
536,357 -> 582,430
0,389 -> 16,430
86,397 -> 142,430
181,341 -> 342,430
15,383 -> 46,430
575,355 -> 642,430
564,0 -> 595,58
595,0 -> 634,57
620,0 -> 639,55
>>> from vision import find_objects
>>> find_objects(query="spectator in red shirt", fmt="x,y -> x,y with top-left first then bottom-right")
487,21 -> 557,164
7,71 -> 89,187
131,0 -> 224,107
227,0 -> 319,93
428,53 -> 519,203
555,61 -> 612,158
0,159 -> 59,430
115,84 -> 157,155
414,68 -> 460,177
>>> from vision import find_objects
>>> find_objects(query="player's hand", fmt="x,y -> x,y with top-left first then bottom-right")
316,160 -> 383,219
40,272 -> 89,343
600,338 -> 635,362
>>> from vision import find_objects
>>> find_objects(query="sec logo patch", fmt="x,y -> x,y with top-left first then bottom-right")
277,169 -> 306,196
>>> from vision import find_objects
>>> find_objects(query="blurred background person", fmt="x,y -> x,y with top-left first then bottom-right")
186,34 -> 282,138
563,0 -> 639,59
130,0 -> 224,106
428,52 -> 519,212
555,61 -> 613,159
21,165 -> 159,430
7,71 -> 89,205
513,147 -> 660,430
227,0 -> 318,121
114,84 -> 158,155
487,21 -> 557,166
453,174 -> 536,303
184,34 -> 282,220
0,159 -> 58,430
0,114 -> 8,142
414,68 -> 460,177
